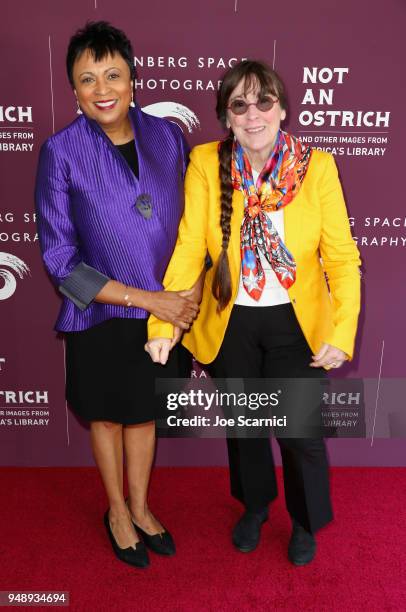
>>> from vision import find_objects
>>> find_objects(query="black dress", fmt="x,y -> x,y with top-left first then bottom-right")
65,140 -> 190,425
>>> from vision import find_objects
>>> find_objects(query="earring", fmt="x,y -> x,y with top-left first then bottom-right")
130,92 -> 135,108
76,100 -> 82,115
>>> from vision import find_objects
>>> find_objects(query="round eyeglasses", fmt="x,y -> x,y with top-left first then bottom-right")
227,96 -> 278,115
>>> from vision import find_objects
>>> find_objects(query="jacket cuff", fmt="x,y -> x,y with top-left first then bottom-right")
59,262 -> 110,311
324,328 -> 355,362
148,315 -> 174,340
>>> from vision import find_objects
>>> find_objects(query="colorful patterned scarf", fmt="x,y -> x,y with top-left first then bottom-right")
231,130 -> 311,301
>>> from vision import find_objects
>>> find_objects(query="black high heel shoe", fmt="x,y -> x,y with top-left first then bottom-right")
104,511 -> 150,568
130,519 -> 176,556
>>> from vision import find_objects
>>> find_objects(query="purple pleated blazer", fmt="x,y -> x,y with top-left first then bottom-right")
35,104 -> 189,332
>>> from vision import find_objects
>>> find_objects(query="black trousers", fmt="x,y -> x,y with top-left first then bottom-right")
207,303 -> 333,534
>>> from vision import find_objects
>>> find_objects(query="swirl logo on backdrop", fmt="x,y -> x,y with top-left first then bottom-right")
142,102 -> 200,133
0,252 -> 30,300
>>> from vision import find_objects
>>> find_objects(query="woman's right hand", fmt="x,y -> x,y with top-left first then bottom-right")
144,289 -> 199,329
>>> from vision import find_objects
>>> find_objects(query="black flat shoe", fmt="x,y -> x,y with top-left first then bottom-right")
104,511 -> 150,568
288,519 -> 316,566
232,507 -> 269,553
131,520 -> 176,556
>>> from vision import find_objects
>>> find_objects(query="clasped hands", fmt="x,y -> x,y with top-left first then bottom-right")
145,292 -> 190,364
145,291 -> 189,364
145,272 -> 204,364
148,288 -> 199,330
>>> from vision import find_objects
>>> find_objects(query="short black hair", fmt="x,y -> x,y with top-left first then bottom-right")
66,21 -> 136,86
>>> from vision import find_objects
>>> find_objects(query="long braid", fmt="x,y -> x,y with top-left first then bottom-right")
212,133 -> 234,311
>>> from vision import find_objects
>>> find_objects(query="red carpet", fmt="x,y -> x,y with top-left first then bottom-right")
1,467 -> 405,611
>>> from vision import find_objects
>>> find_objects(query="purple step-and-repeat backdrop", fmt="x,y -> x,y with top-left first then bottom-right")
1,0 -> 405,466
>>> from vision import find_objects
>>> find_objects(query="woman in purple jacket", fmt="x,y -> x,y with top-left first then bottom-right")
35,21 -> 198,568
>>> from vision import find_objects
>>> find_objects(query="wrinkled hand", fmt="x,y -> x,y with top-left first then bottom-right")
146,289 -> 199,329
310,343 -> 348,369
145,337 -> 173,365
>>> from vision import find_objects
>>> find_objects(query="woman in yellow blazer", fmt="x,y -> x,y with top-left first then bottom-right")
147,60 -> 361,566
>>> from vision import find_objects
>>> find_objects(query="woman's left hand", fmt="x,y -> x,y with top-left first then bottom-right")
310,343 -> 348,369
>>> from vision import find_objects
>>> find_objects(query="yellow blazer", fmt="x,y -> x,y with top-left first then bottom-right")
148,142 -> 361,364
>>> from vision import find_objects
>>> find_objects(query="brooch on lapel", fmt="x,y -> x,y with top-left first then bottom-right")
135,194 -> 153,219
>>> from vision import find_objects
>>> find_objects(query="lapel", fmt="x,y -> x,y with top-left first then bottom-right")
128,105 -> 149,185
